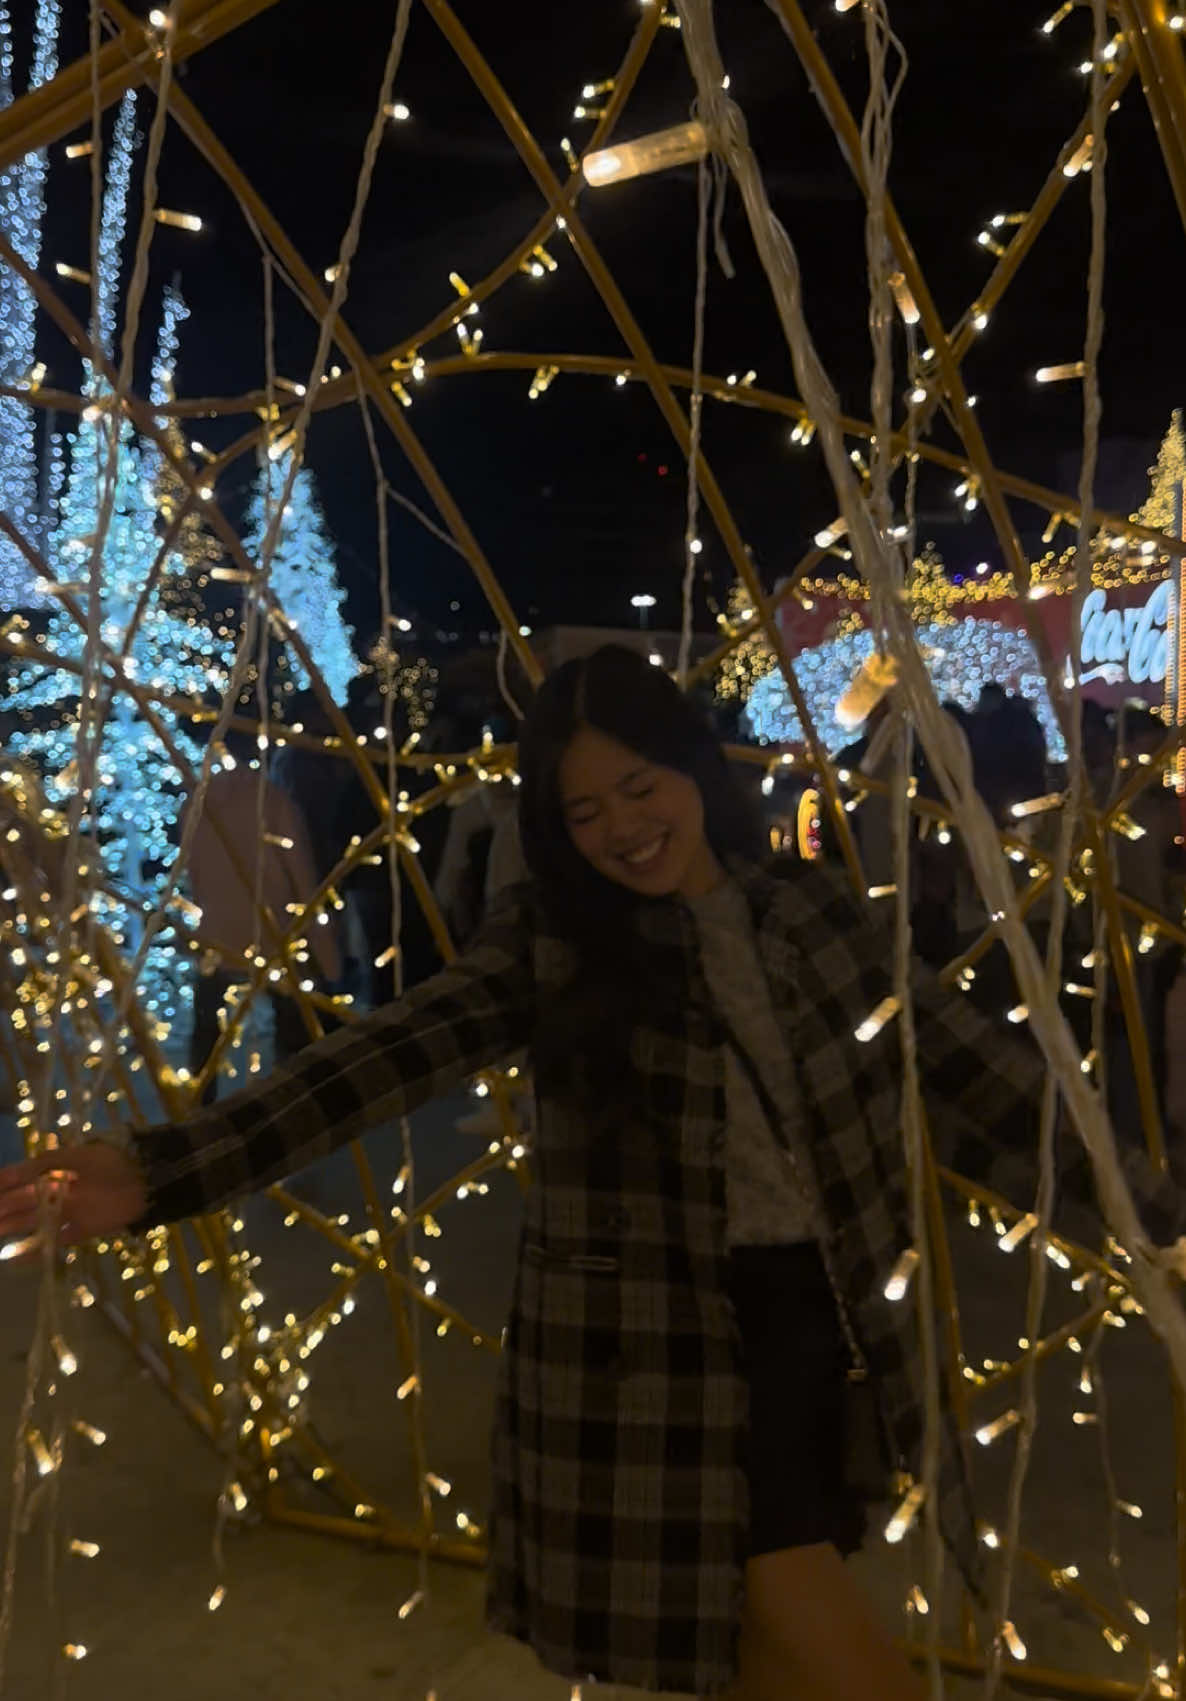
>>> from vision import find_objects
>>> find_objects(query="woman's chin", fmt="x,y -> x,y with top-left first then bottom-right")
604,851 -> 685,897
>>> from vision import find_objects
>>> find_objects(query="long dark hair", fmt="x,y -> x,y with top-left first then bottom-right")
517,645 -> 763,1100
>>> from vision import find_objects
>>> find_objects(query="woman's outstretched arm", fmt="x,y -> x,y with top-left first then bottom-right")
132,890 -> 535,1228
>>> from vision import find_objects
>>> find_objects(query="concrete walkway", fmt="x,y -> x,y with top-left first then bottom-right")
0,1094 -> 1176,1698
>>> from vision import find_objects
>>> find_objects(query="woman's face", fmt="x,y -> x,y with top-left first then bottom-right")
558,726 -> 721,899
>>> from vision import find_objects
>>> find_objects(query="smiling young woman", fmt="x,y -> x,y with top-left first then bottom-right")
1,646 -> 1180,1699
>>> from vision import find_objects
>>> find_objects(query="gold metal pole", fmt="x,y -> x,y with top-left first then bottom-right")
0,0 -> 280,170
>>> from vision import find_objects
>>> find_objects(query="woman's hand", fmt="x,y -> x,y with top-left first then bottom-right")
0,1144 -> 148,1257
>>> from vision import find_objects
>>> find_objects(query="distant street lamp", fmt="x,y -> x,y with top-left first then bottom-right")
631,593 -> 657,630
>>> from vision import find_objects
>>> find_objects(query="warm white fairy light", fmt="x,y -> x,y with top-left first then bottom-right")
884,1481 -> 925,1543
154,209 -> 203,233
884,1247 -> 920,1301
1036,361 -> 1086,383
1001,1621 -> 1027,1662
998,1212 -> 1038,1253
583,120 -> 709,186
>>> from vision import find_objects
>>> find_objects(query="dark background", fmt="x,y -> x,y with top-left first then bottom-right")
14,0 -> 1186,646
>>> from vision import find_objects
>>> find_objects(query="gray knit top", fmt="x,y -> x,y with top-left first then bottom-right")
686,878 -> 821,1247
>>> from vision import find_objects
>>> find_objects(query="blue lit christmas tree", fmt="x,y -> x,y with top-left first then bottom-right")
6,95 -> 212,1022
244,443 -> 357,708
0,0 -> 61,606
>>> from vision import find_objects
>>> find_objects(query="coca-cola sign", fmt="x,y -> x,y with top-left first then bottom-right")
1078,580 -> 1175,692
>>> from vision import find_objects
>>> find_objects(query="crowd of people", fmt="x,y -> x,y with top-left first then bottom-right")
827,682 -> 1184,1144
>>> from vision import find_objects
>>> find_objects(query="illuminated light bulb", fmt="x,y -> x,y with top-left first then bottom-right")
385,101 -> 411,121
884,1482 -> 925,1543
1011,791 -> 1063,818
62,1645 -> 87,1661
1001,1621 -> 1027,1661
648,652 -> 663,668
614,371 -> 629,387
972,309 -> 989,331
867,884 -> 896,900
1041,0 -> 1073,28
65,140 -> 92,159
888,271 -> 920,324
397,1373 -> 420,1401
208,1585 -> 226,1612
399,1590 -> 424,1621
688,537 -> 703,555
1117,1500 -> 1143,1519
980,1525 -> 1000,1549
1102,1628 -> 1128,1653
28,1428 -> 56,1476
69,1540 -> 99,1558
55,262 -> 92,285
1111,811 -> 1147,841
52,1336 -> 78,1376
976,1409 -> 1021,1446
761,773 -> 775,797
814,519 -> 847,548
149,6 -> 169,22
998,1212 -> 1038,1253
854,996 -> 901,1044
884,1247 -> 920,1302
1007,1005 -> 1028,1024
907,1584 -> 929,1615
583,120 -> 709,187
1036,361 -> 1086,383
154,209 -> 203,232
1171,11 -> 1186,27
908,386 -> 928,406
1072,1410 -> 1098,1426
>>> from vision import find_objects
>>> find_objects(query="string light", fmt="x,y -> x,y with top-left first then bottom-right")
884,1481 -> 925,1543
153,209 -> 203,232
883,1247 -> 919,1301
1036,361 -> 1086,383
583,120 -> 709,186
976,1409 -> 1022,1446
854,995 -> 901,1043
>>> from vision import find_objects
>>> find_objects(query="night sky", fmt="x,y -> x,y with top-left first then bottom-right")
21,0 -> 1186,649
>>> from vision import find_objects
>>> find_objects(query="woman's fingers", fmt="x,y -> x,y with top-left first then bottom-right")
0,1159 -> 74,1239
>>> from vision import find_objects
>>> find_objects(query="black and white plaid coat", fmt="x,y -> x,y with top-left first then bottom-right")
134,858 -> 1184,1697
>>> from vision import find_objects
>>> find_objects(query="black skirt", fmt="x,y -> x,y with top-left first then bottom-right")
727,1240 -> 869,1559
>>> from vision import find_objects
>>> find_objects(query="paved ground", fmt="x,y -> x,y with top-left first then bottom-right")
0,1091 -> 1179,1699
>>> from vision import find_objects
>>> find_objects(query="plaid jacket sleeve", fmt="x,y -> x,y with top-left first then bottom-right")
811,864 -> 1186,1248
130,890 -> 536,1229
